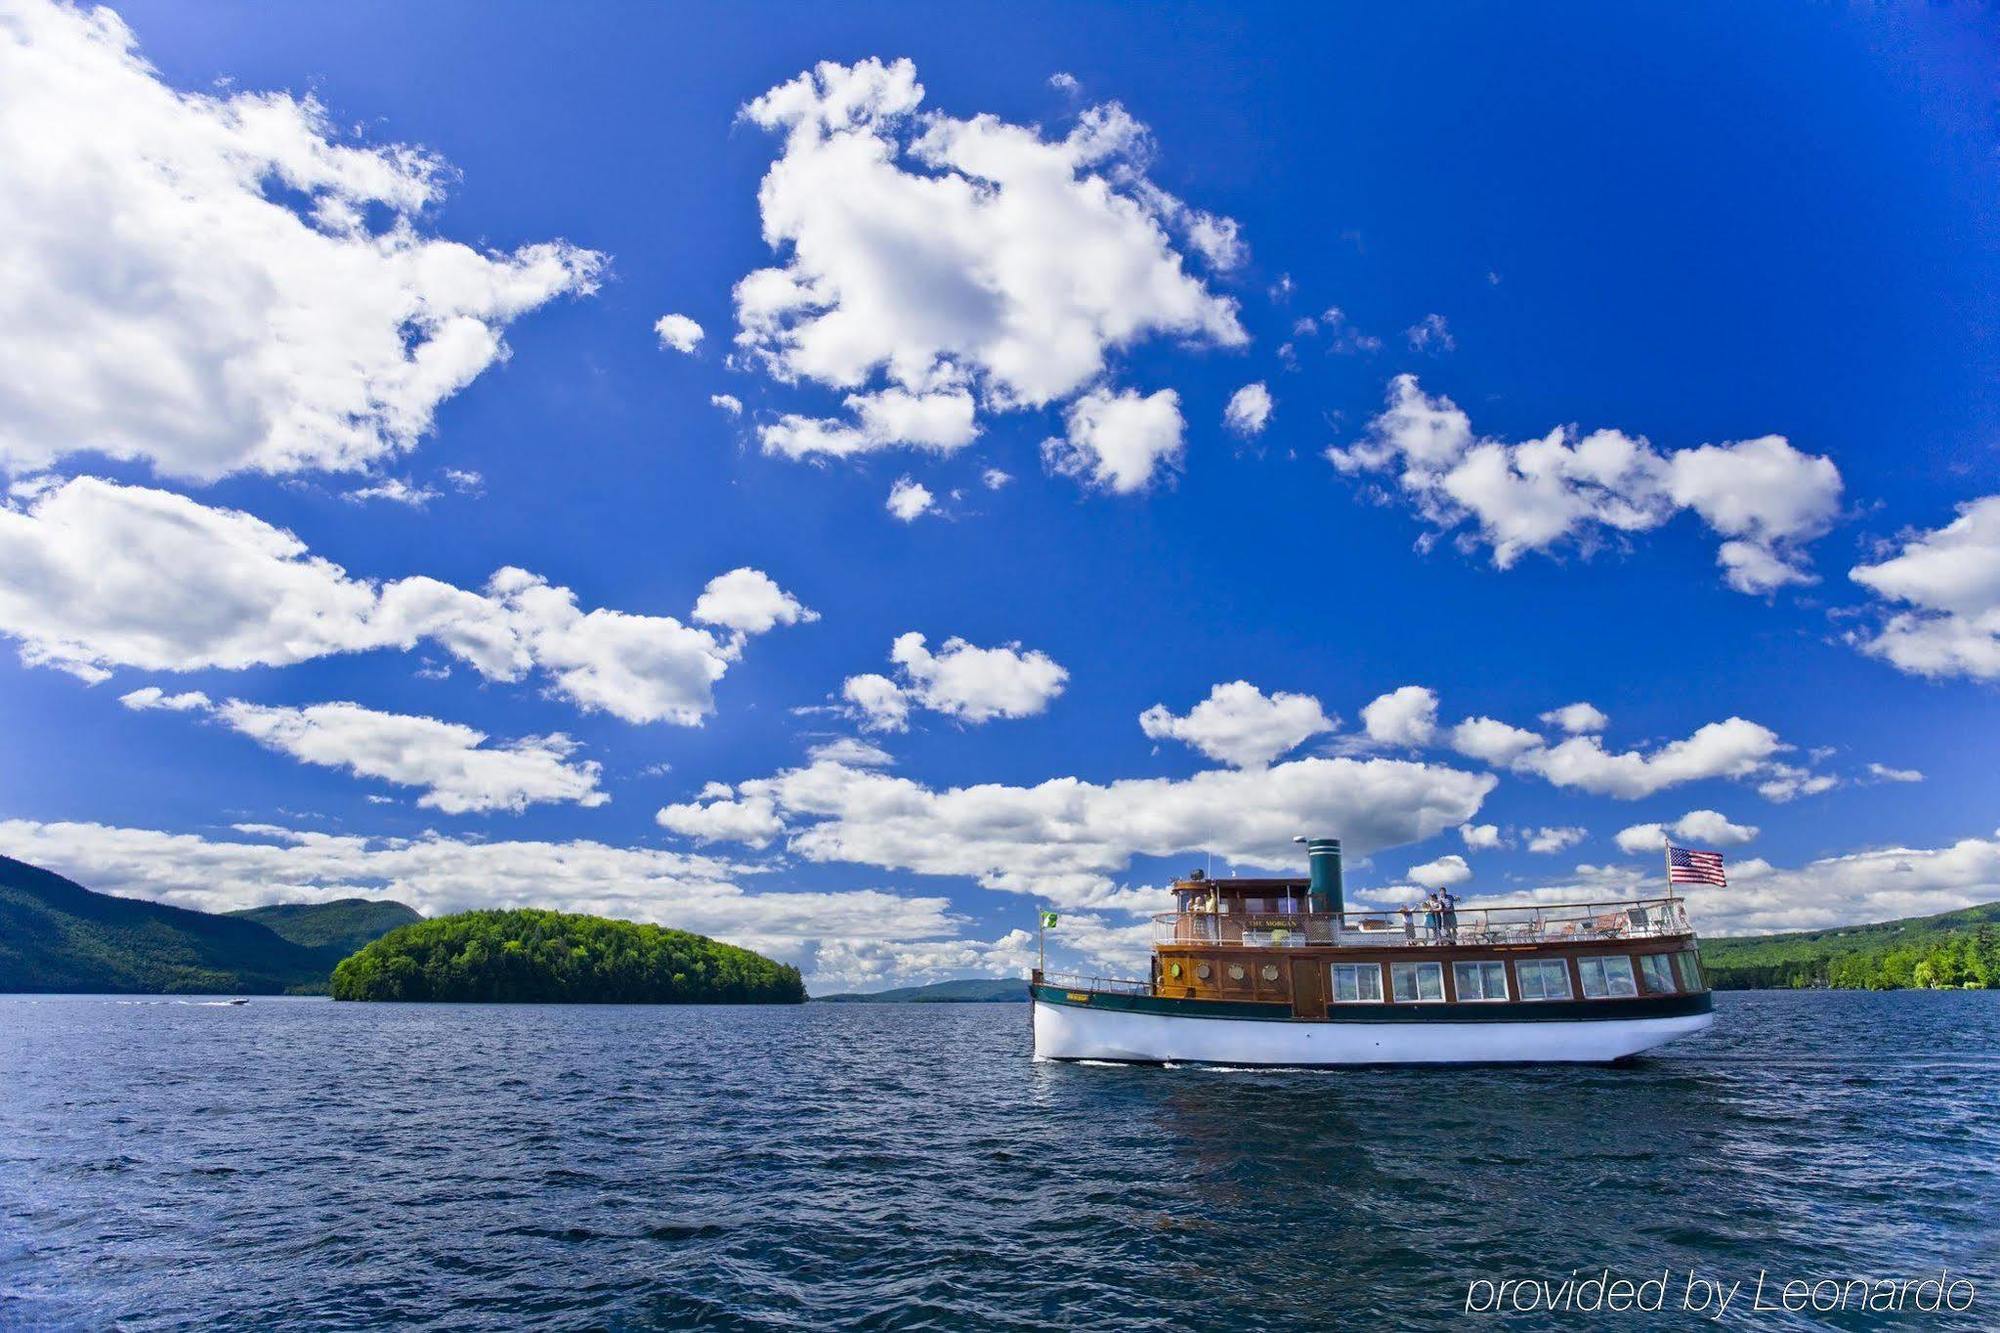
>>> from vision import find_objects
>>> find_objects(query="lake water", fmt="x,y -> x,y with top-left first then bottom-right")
2,991 -> 1995,1330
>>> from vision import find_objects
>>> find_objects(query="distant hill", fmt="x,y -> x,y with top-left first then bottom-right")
330,909 -> 806,1004
815,977 -> 1027,1003
0,855 -> 419,995
1701,901 -> 2000,990
229,899 -> 422,955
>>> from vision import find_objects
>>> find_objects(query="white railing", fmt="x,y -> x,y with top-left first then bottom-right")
1036,970 -> 1153,996
1153,897 -> 1691,948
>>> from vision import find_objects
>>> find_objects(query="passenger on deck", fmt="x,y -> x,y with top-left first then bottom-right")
1442,890 -> 1460,941
1400,903 -> 1416,944
1423,893 -> 1441,943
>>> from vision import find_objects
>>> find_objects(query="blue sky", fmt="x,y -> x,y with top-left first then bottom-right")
2,1 -> 1998,990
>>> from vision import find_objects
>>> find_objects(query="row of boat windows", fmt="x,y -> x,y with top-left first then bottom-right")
1330,952 -> 1700,1004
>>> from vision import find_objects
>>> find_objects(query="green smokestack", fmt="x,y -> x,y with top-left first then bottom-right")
1304,837 -> 1344,915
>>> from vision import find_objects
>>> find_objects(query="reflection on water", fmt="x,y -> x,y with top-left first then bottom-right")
2,991 -> 1994,1330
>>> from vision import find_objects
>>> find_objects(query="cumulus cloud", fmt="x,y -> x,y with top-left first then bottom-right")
0,818 -> 959,981
221,700 -> 607,814
885,476 -> 938,522
1539,702 -> 1608,734
981,467 -> 1012,490
119,686 -> 211,712
710,394 -> 744,416
1459,822 -> 1503,850
1406,853 -> 1472,888
1042,386 -> 1184,494
1328,376 -> 1843,593
1139,681 -> 1333,769
731,58 -> 1243,462
653,314 -> 704,353
1866,762 -> 1924,784
1513,718 -> 1786,799
690,567 -> 818,636
1614,809 -> 1760,855
1223,382 -> 1273,437
0,1 -> 600,481
1448,716 -> 1545,766
0,478 -> 808,721
344,476 -> 439,508
654,750 -> 1496,907
1848,496 -> 2000,681
1524,826 -> 1586,854
1503,834 -> 2000,938
1360,685 -> 1439,748
842,632 -> 1068,731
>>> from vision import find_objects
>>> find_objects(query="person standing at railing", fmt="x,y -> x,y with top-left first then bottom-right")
1400,903 -> 1416,944
1423,893 -> 1441,943
1442,889 -> 1460,942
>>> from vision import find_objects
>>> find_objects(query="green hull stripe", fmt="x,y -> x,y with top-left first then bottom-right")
1029,983 -> 1713,1024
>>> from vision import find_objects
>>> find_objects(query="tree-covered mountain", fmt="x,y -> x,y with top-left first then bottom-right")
1701,902 -> 2000,990
815,978 -> 1027,1003
229,899 -> 422,955
0,855 -> 420,994
329,909 -> 806,1004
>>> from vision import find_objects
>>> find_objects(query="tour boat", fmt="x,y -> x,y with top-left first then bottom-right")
1030,838 -> 1714,1065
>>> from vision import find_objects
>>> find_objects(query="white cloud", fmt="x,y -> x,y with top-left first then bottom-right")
0,478 -> 806,722
654,314 -> 704,353
1223,382 -> 1273,437
1448,716 -> 1545,766
1406,853 -> 1472,888
710,393 -> 744,416
805,737 -> 896,768
653,750 -> 1496,908
1360,685 -> 1438,747
1473,835 -> 2000,938
732,59 -> 1243,459
0,2 -> 600,481
1459,822 -> 1503,850
1138,681 -> 1333,769
656,782 -> 784,848
1539,701 -> 1608,734
1754,763 -> 1840,803
1514,718 -> 1786,799
1048,72 -> 1080,95
1866,762 -> 1924,784
1525,826 -> 1586,855
119,686 -> 211,712
842,633 -> 1068,732
885,476 -> 938,522
690,567 -> 818,636
0,817 -> 959,979
1405,313 -> 1455,352
1042,386 -> 1184,494
1614,808 -> 1760,855
1849,496 -> 2000,680
1328,376 -> 1843,594
841,674 -> 910,733
217,700 -> 607,814
344,476 -> 439,508
981,467 -> 1012,490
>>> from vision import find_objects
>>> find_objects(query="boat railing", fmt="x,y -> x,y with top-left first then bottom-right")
1036,970 -> 1154,997
1152,896 -> 1691,948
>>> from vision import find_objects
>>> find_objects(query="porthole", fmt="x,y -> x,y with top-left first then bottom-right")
1261,964 -> 1280,982
1228,965 -> 1246,982
1168,962 -> 1183,979
1194,963 -> 1212,981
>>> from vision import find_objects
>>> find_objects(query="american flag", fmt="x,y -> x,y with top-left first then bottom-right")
1667,844 -> 1727,887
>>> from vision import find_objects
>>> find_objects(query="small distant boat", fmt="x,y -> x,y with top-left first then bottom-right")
1031,837 -> 1714,1066
227,998 -> 248,1006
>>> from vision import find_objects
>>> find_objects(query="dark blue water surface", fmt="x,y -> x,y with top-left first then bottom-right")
2,991 -> 1996,1330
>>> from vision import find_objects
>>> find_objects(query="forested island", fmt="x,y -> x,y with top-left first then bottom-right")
329,909 -> 806,1004
1700,902 -> 2000,990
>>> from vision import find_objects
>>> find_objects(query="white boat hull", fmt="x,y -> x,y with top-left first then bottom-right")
1033,998 -> 1713,1066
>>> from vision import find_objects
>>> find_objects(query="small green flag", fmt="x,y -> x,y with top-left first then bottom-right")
1039,911 -> 1059,929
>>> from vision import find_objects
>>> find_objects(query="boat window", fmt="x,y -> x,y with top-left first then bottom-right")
1331,963 -> 1382,1003
1579,955 -> 1639,998
1515,959 -> 1572,1001
1673,952 -> 1704,991
1390,961 -> 1445,1003
1638,954 -> 1678,994
1452,960 -> 1509,1002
